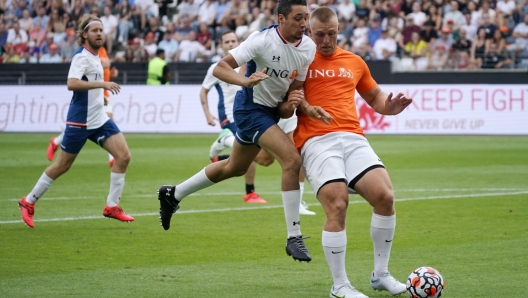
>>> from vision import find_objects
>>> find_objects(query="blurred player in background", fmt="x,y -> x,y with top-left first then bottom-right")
20,14 -> 134,228
284,7 -> 412,297
47,42 -> 119,168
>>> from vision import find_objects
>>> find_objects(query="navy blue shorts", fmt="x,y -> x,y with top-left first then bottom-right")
61,119 -> 121,154
233,89 -> 279,146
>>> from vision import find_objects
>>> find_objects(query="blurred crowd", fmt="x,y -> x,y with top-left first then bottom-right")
0,0 -> 527,69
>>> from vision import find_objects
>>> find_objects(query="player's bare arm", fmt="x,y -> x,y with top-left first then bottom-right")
199,87 -> 218,126
67,78 -> 121,94
360,85 -> 412,115
213,54 -> 268,88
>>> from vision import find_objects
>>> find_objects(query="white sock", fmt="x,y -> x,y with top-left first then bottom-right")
225,135 -> 235,148
323,230 -> 349,288
106,172 -> 125,207
282,189 -> 302,237
299,182 -> 305,203
108,153 -> 114,161
174,168 -> 214,201
371,213 -> 396,274
54,131 -> 64,145
26,173 -> 54,203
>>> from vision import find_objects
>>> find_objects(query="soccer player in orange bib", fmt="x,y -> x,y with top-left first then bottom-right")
283,7 -> 413,298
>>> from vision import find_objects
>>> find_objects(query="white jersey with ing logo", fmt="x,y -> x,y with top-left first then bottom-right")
229,25 -> 316,108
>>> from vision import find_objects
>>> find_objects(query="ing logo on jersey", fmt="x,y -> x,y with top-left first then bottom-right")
265,68 -> 298,80
308,68 -> 354,79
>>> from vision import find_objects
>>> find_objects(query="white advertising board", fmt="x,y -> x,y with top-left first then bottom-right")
0,84 -> 527,134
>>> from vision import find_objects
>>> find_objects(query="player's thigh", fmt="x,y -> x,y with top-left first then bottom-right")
353,167 -> 394,208
258,125 -> 299,168
253,147 -> 274,166
301,134 -> 347,196
317,181 -> 349,217
90,120 -> 129,159
228,141 -> 262,173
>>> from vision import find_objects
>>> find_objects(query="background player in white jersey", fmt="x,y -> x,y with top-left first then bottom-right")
158,0 -> 326,262
201,30 -> 315,215
46,47 -> 118,168
18,14 -> 134,228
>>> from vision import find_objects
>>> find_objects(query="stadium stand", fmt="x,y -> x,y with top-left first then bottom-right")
0,0 -> 527,71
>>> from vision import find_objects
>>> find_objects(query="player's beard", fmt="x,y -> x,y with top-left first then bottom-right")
87,36 -> 104,51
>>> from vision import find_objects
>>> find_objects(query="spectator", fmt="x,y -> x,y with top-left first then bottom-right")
101,5 -> 118,53
213,0 -> 229,29
60,30 -> 77,62
398,15 -> 421,49
197,22 -> 212,50
174,15 -> 193,42
46,0 -> 65,19
7,21 -> 28,45
427,43 -> 449,69
373,27 -> 397,60
508,14 -> 528,58
157,30 -> 178,61
40,32 -> 55,54
482,42 -> 512,68
32,7 -> 49,29
469,27 -> 487,69
19,9 -> 32,32
39,42 -> 61,63
29,21 -> 46,47
144,16 -> 164,44
381,10 -> 404,31
247,7 -> 267,35
443,1 -> 464,31
451,29 -> 472,68
433,26 -> 454,50
465,1 -> 479,27
424,4 -> 442,30
135,0 -> 156,20
351,17 -> 369,53
477,1 -> 497,25
130,37 -> 149,62
143,31 -> 158,58
0,22 -> 8,49
221,0 -> 249,31
399,0 -> 414,18
420,20 -> 439,47
461,12 -> 478,40
176,0 -> 200,24
355,0 -> 370,20
404,31 -> 429,69
197,0 -> 217,27
486,28 -> 507,55
337,18 -> 354,51
117,0 -> 134,44
52,22 -> 66,45
369,0 -> 388,22
46,8 -> 64,33
496,0 -> 516,27
26,40 -> 40,59
337,0 -> 356,22
62,13 -> 75,31
175,30 -> 206,62
478,12 -> 498,39
3,45 -> 20,63
70,0 -> 84,22
367,15 -> 383,47
407,1 -> 426,26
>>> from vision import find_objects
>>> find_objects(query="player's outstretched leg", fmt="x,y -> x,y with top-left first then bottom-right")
157,185 -> 180,230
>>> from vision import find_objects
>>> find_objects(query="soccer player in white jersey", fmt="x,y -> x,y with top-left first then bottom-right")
158,0 -> 328,262
18,14 -> 134,228
201,30 -> 316,215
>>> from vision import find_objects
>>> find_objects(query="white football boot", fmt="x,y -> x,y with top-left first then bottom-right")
329,283 -> 369,298
209,128 -> 233,159
370,271 -> 406,295
299,200 -> 316,215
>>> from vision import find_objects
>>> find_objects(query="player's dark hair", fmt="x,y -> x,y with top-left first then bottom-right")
77,14 -> 101,46
219,30 -> 236,43
277,0 -> 307,18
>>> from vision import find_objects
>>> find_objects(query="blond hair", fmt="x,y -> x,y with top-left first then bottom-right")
309,6 -> 338,28
76,14 -> 102,46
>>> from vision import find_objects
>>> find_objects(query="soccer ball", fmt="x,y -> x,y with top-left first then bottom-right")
406,266 -> 444,298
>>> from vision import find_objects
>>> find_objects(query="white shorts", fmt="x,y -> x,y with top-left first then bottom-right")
104,99 -> 113,114
301,132 -> 384,195
278,115 -> 297,134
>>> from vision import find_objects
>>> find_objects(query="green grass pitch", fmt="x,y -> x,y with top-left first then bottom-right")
0,133 -> 527,297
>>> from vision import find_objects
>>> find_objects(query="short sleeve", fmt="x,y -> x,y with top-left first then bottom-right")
201,63 -> 219,89
229,31 -> 262,67
68,55 -> 89,79
293,41 -> 316,82
356,58 -> 377,93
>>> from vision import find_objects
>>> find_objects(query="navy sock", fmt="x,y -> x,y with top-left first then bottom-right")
246,184 -> 255,194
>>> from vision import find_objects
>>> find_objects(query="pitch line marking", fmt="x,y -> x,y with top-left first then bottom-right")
0,191 -> 526,225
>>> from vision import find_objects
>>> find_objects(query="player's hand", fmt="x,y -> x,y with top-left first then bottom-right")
205,112 -> 218,126
305,105 -> 333,124
244,68 -> 268,88
102,82 -> 121,95
104,97 -> 108,106
385,92 -> 412,115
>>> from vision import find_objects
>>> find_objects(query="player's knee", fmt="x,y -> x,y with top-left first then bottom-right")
120,150 -> 132,165
255,155 -> 274,166
281,154 -> 301,173
377,191 -> 395,212
230,167 -> 248,177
